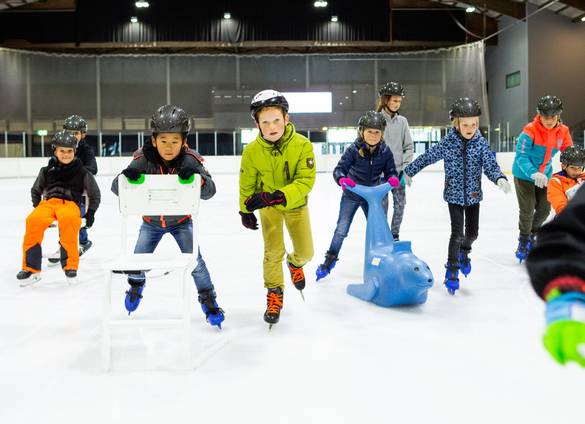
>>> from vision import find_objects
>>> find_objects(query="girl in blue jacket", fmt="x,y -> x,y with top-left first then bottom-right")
316,111 -> 399,280
403,98 -> 510,295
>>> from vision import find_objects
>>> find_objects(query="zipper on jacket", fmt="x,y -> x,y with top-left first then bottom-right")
462,139 -> 469,206
284,161 -> 290,181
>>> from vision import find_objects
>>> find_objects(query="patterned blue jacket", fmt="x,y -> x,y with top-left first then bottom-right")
404,127 -> 505,206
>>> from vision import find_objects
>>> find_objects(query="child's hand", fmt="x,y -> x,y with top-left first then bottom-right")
544,291 -> 585,367
531,172 -> 548,188
121,167 -> 142,182
497,178 -> 511,194
245,191 -> 285,211
239,211 -> 258,230
339,177 -> 356,190
177,165 -> 198,180
84,209 -> 96,228
400,173 -> 412,187
387,176 -> 400,188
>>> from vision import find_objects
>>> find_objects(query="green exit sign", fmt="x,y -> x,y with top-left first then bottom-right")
506,71 -> 521,89
36,130 -> 48,136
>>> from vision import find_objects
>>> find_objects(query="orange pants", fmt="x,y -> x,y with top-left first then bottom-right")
22,198 -> 81,272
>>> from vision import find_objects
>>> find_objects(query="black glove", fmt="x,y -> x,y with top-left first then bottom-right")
177,165 -> 198,181
121,167 -> 142,182
239,211 -> 258,230
84,209 -> 96,228
244,191 -> 286,212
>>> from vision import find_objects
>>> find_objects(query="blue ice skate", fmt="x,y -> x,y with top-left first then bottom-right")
459,250 -> 471,277
199,290 -> 224,329
444,262 -> 460,295
125,284 -> 144,315
345,183 -> 434,306
316,251 -> 338,282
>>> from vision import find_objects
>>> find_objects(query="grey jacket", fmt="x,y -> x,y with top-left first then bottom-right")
381,109 -> 414,173
111,144 -> 215,228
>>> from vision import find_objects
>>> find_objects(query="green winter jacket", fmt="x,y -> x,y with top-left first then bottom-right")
239,123 -> 316,213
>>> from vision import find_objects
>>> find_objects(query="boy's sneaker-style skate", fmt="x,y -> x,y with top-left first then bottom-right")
264,287 -> 284,329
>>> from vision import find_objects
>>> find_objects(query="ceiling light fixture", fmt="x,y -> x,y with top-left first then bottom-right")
331,15 -> 338,22
224,12 -> 231,19
135,1 -> 149,8
314,1 -> 328,8
130,16 -> 138,23
465,6 -> 476,13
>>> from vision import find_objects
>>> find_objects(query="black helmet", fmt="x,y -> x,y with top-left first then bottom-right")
537,95 -> 563,117
63,114 -> 88,132
560,146 -> 585,167
250,90 -> 289,119
358,111 -> 387,131
378,81 -> 405,97
449,97 -> 481,120
51,130 -> 78,149
150,105 -> 191,135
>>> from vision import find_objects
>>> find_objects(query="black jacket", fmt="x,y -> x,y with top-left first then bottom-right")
77,140 -> 98,175
31,157 -> 101,211
111,142 -> 216,228
526,184 -> 585,300
333,138 -> 397,201
333,138 -> 397,186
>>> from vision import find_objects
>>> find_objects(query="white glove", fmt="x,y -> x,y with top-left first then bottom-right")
531,172 -> 548,189
497,178 -> 511,194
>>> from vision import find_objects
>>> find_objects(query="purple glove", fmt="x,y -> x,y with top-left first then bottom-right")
387,176 -> 400,188
339,177 -> 356,190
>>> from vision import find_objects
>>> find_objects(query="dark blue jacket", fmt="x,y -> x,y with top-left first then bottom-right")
333,138 -> 398,187
404,127 -> 505,206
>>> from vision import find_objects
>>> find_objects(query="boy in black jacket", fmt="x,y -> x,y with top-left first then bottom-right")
17,130 -> 101,284
111,105 -> 224,328
46,114 -> 98,260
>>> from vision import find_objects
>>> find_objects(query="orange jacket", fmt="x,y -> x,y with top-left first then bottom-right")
547,171 -> 585,214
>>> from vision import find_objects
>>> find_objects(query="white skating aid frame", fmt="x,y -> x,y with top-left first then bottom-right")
101,174 -> 200,371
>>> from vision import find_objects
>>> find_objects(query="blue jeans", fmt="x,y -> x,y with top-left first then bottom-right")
128,219 -> 214,294
78,201 -> 88,244
327,191 -> 388,257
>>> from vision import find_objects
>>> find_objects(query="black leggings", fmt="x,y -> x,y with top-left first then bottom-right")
447,203 -> 480,263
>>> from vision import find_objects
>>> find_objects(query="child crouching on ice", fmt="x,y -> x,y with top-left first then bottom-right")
17,130 -> 101,284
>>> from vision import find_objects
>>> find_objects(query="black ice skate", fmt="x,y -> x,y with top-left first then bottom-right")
264,287 -> 284,330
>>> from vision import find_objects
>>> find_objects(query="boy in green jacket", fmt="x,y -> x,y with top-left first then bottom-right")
239,90 -> 316,328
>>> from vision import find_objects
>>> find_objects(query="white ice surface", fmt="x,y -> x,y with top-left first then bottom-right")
0,171 -> 584,424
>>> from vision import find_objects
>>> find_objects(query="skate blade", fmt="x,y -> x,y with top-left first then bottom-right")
19,275 -> 42,287
268,324 -> 273,331
299,290 -> 305,302
66,277 -> 78,285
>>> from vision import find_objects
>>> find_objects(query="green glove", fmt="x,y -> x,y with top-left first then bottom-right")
544,292 -> 585,367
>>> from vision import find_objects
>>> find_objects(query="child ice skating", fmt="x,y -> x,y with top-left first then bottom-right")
403,97 -> 510,295
547,146 -> 585,215
316,111 -> 399,281
111,104 -> 224,328
239,90 -> 316,327
17,130 -> 101,284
